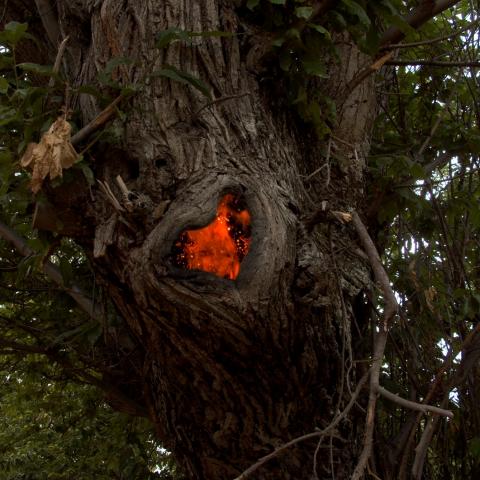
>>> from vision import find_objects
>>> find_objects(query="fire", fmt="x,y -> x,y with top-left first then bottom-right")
171,194 -> 251,280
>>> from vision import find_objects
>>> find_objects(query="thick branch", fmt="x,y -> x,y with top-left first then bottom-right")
380,0 -> 462,47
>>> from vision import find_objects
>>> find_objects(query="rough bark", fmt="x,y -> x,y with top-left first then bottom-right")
12,1 -> 378,478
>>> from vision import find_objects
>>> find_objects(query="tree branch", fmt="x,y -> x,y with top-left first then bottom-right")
350,213 -> 399,480
380,0 -> 463,47
385,60 -> 480,67
374,385 -> 453,417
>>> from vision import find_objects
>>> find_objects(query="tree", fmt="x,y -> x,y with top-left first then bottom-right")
1,1 -> 480,479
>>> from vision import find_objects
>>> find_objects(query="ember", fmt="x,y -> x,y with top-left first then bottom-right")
171,194 -> 251,280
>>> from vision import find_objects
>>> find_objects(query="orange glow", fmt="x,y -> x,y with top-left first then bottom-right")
171,195 -> 251,280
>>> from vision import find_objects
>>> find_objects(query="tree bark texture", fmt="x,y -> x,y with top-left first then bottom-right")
16,1 -> 379,478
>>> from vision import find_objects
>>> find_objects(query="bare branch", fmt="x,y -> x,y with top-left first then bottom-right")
70,95 -> 122,147
350,213 -> 399,480
374,385 -> 453,418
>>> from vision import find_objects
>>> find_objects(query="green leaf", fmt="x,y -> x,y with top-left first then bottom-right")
81,165 -> 95,186
269,0 -> 286,4
121,83 -> 143,97
108,313 -> 124,328
55,220 -> 64,232
406,163 -> 427,180
327,11 -> 347,30
372,1 -> 414,37
270,37 -> 286,47
278,50 -> 291,72
71,85 -> 108,100
59,257 -> 73,286
341,0 -> 371,27
285,28 -> 301,39
246,0 -> 261,10
0,153 -> 12,165
295,7 -> 313,19
187,31 -> 238,37
0,77 -> 8,92
301,54 -> 329,77
2,22 -> 29,45
97,70 -> 121,89
162,63 -> 212,100
307,24 -> 330,39
132,106 -> 164,125
156,27 -> 191,51
149,68 -> 189,84
18,63 -> 63,82
53,325 -> 85,344
468,437 -> 480,466
105,56 -> 141,75
85,322 -> 103,344
376,157 -> 394,166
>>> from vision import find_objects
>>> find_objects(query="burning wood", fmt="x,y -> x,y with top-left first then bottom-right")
171,195 -> 251,280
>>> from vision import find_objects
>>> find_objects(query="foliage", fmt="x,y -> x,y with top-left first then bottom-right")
0,371 -> 177,479
0,1 -> 480,479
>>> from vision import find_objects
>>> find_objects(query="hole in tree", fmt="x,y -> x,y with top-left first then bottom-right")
155,158 -> 167,168
129,161 -> 140,179
170,194 -> 251,280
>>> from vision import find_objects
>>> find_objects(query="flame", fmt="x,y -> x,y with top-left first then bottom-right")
171,194 -> 251,280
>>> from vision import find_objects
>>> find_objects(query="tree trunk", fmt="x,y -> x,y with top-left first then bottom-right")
26,1 -> 378,478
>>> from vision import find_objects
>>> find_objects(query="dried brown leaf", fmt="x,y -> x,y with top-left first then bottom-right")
27,115 -> 77,194
20,142 -> 38,169
409,261 -> 420,291
425,286 -> 436,313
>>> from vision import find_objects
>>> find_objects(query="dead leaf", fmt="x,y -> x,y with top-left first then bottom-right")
425,286 -> 436,313
26,114 -> 77,194
20,142 -> 37,169
409,261 -> 420,291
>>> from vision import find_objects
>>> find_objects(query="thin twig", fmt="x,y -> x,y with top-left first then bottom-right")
305,138 -> 332,182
